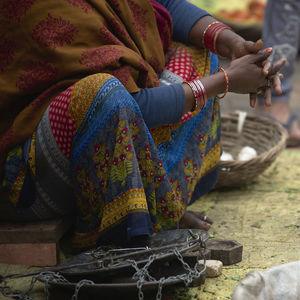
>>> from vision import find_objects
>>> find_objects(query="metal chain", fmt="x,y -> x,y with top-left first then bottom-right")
126,255 -> 158,300
0,272 -> 43,300
0,280 -> 34,300
156,277 -> 165,300
125,238 -> 207,300
37,272 -> 69,300
72,280 -> 95,300
0,235 -> 206,300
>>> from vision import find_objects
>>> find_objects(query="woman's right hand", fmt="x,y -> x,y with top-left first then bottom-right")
225,49 -> 272,95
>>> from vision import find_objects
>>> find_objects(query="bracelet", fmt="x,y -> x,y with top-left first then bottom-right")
206,23 -> 224,52
193,79 -> 207,109
184,79 -> 207,112
212,67 -> 229,99
202,21 -> 219,48
203,22 -> 234,55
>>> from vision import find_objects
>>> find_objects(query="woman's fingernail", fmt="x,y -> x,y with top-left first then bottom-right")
265,47 -> 272,53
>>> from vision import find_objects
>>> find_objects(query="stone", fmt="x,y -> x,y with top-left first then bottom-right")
198,259 -> 223,277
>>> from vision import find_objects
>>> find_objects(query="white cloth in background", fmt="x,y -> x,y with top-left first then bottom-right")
232,261 -> 300,300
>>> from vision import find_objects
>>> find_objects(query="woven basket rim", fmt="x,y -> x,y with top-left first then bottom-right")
218,112 -> 288,169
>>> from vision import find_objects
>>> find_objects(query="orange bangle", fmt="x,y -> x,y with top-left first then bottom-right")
213,27 -> 234,56
212,67 -> 229,99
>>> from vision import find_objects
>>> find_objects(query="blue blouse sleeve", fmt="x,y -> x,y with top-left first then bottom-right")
131,84 -> 185,128
131,0 -> 209,128
156,0 -> 210,44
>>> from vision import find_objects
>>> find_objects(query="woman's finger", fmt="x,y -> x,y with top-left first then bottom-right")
264,87 -> 272,106
247,48 -> 272,64
267,57 -> 287,76
272,74 -> 282,95
244,39 -> 263,54
249,92 -> 257,108
263,60 -> 272,76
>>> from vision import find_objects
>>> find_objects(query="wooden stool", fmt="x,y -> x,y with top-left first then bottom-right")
0,218 -> 72,266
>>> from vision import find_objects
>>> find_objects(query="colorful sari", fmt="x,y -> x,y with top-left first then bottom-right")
0,0 -> 221,249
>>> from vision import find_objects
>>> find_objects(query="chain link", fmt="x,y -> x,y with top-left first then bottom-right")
72,280 -> 95,300
0,280 -> 34,300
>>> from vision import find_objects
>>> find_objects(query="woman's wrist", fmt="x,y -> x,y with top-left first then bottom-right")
188,16 -> 216,48
182,72 -> 228,115
215,30 -> 245,59
182,83 -> 196,114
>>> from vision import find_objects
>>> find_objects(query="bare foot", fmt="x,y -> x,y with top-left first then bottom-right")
255,102 -> 300,141
179,211 -> 213,231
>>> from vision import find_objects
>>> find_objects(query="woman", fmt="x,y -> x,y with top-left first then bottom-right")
0,0 -> 284,249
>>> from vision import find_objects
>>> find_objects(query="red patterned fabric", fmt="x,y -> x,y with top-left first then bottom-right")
48,86 -> 75,158
165,47 -> 198,81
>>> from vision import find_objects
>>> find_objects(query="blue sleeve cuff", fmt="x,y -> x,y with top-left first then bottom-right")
131,84 -> 185,128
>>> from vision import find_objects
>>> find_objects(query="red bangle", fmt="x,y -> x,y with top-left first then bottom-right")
202,21 -> 219,48
207,23 -> 224,49
212,67 -> 229,99
203,22 -> 234,55
193,79 -> 207,109
184,79 -> 207,112
213,27 -> 233,55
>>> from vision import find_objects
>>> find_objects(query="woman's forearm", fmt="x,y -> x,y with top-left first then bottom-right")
188,15 -> 246,59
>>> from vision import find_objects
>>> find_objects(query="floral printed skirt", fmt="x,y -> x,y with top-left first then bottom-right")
0,47 -> 221,250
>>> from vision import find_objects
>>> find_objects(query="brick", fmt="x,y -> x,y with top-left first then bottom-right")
0,218 -> 72,244
0,243 -> 57,266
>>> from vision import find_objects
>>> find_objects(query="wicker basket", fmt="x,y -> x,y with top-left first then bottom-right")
215,112 -> 287,188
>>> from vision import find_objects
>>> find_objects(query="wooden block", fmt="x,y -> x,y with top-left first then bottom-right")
0,243 -> 57,266
0,218 -> 72,244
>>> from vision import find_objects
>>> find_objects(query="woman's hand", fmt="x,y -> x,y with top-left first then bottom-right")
225,50 -> 272,94
225,49 -> 286,106
250,56 -> 286,107
216,30 -> 264,60
216,31 -> 286,107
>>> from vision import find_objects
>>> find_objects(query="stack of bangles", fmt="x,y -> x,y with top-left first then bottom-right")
202,21 -> 234,55
180,67 -> 229,122
180,79 -> 207,122
185,79 -> 207,111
